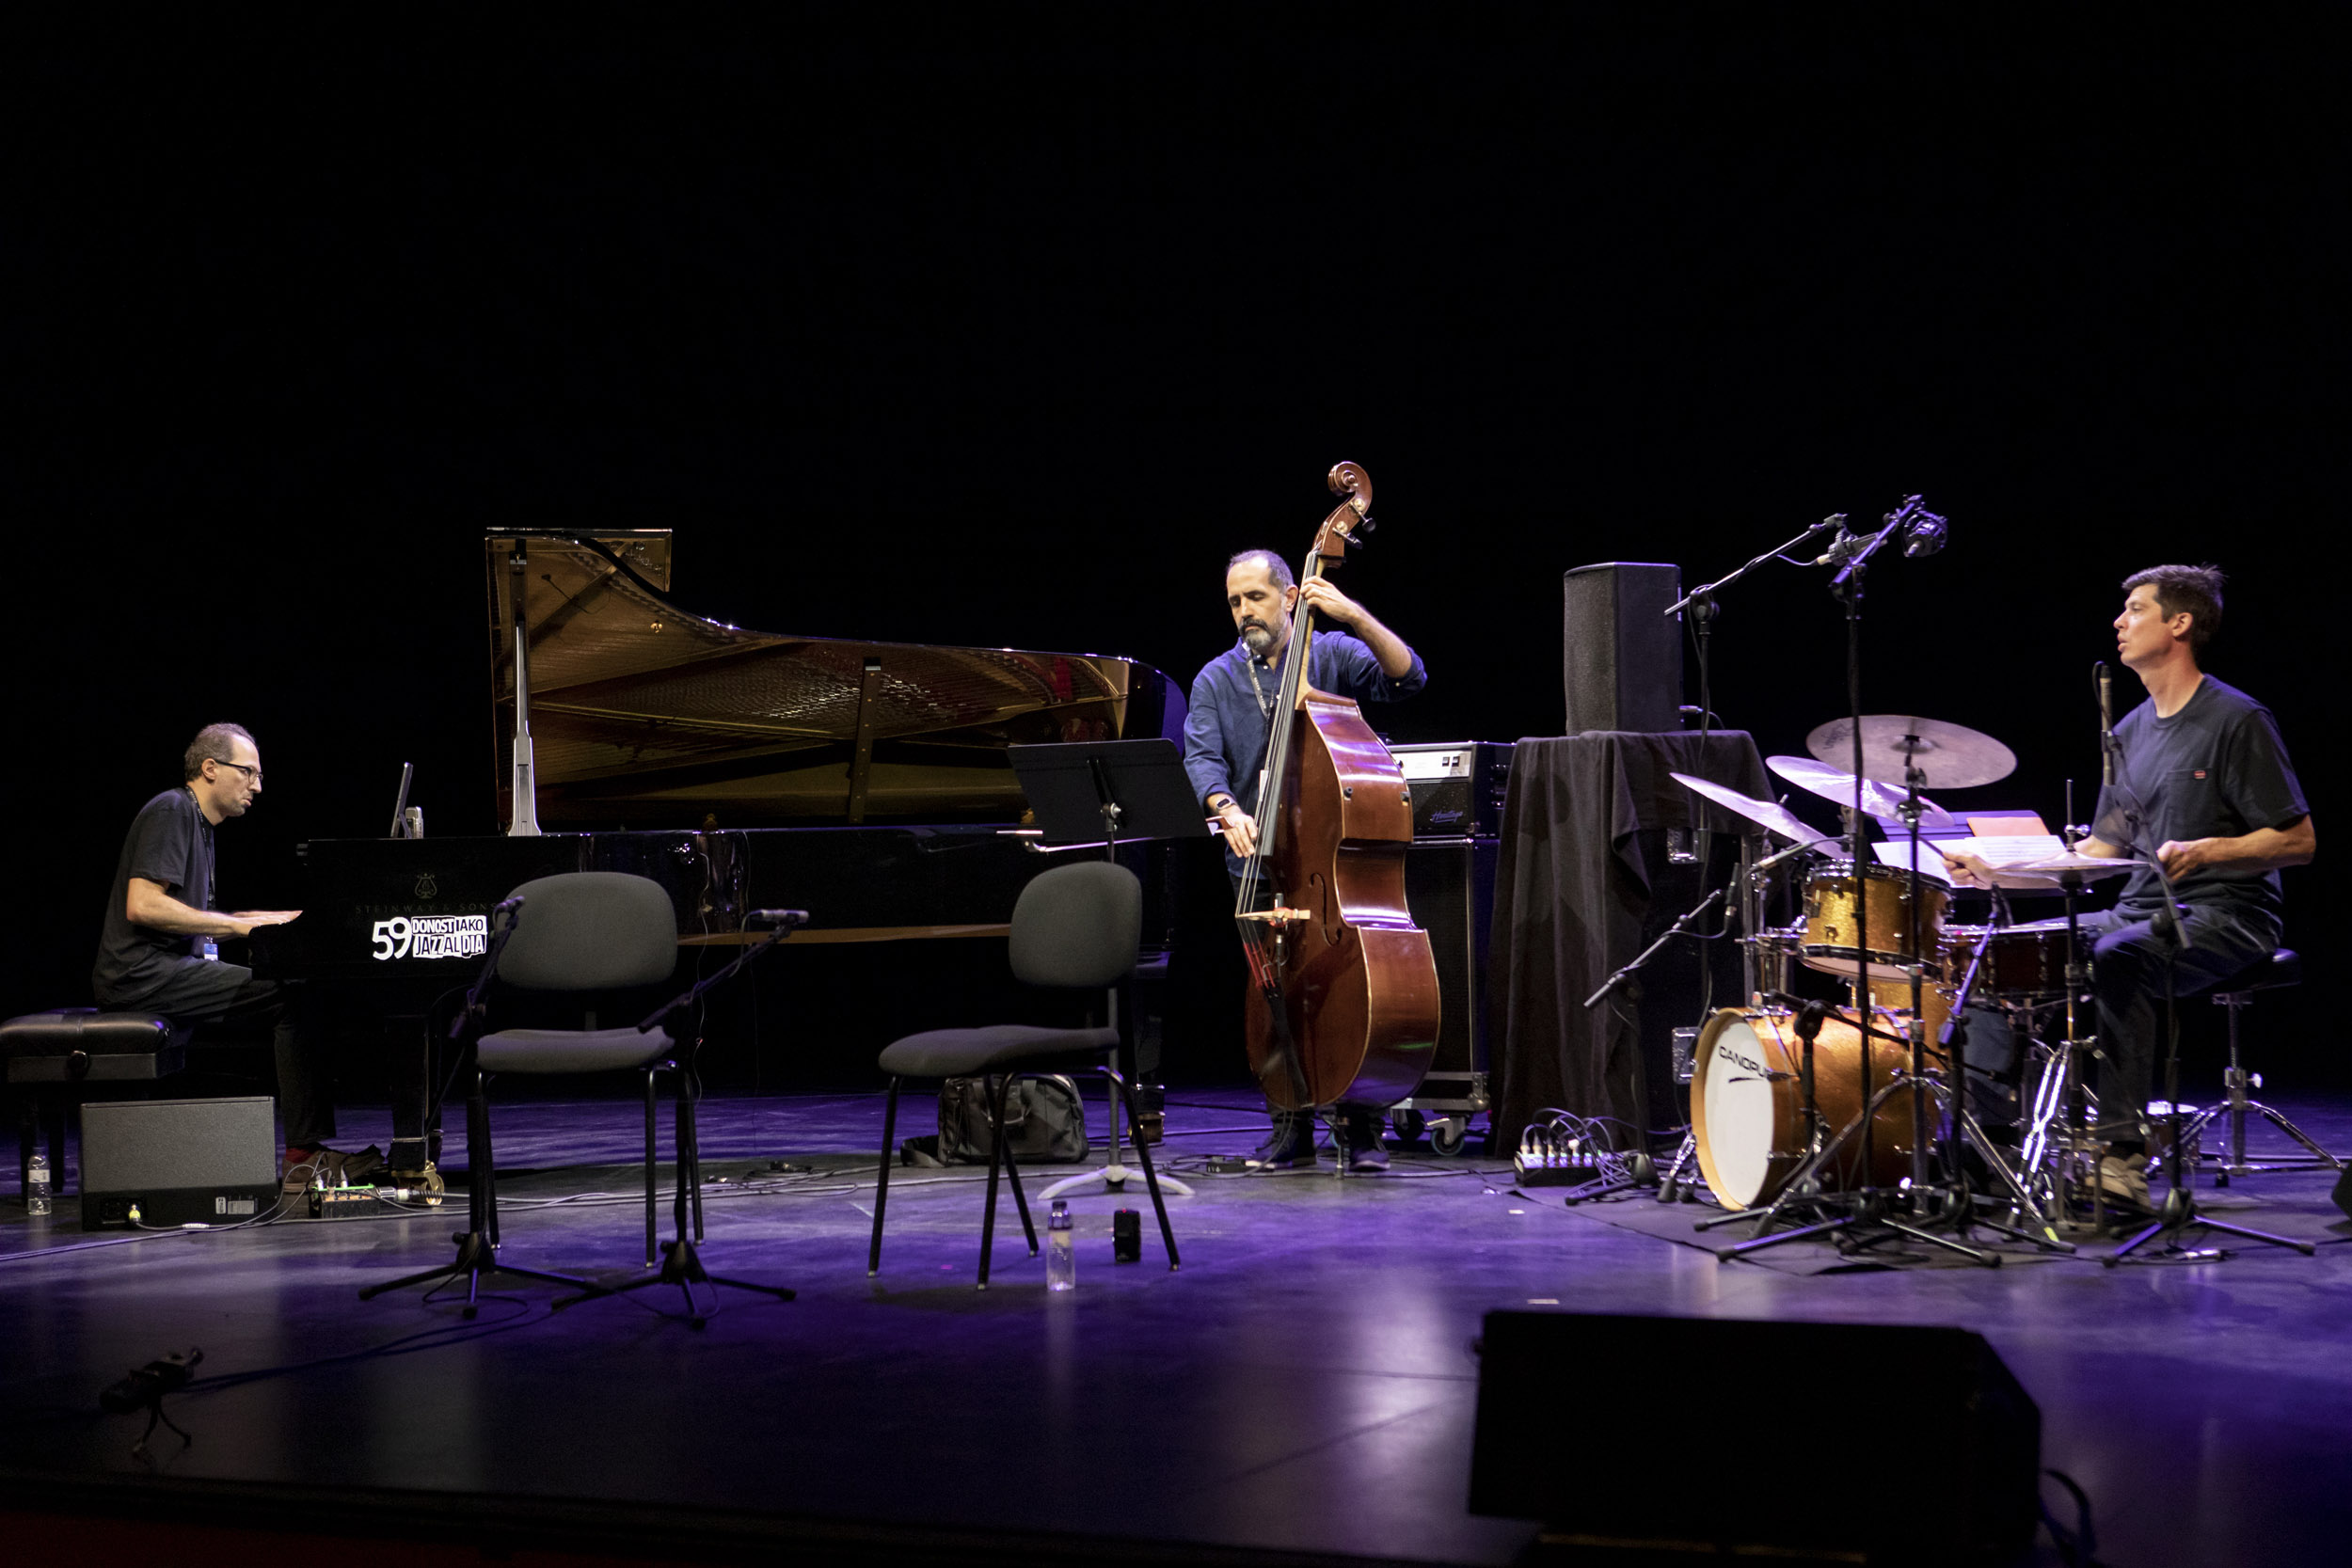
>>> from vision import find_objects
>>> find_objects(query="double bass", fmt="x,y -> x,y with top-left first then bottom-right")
1236,462 -> 1439,1111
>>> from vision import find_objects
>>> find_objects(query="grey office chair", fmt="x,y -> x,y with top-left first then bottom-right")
362,872 -> 800,1323
867,861 -> 1179,1288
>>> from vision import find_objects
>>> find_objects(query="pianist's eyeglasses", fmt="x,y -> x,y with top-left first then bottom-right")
210,760 -> 262,785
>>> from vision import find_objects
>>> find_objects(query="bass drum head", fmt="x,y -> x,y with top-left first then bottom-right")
1690,1009 -> 1788,1211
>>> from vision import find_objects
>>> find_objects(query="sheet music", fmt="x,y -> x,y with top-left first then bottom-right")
1873,834 -> 2067,882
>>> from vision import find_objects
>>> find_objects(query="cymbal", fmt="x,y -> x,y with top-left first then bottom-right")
1766,755 -> 1960,832
1804,715 -> 2017,790
1669,771 -> 1835,847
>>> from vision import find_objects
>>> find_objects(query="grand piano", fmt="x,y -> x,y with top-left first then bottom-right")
246,530 -> 1199,1158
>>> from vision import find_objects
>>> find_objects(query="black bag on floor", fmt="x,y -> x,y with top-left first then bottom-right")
923,1073 -> 1089,1164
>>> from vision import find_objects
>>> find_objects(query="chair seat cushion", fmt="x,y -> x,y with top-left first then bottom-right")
2,1009 -> 187,1055
477,1025 -> 675,1074
878,1023 -> 1120,1079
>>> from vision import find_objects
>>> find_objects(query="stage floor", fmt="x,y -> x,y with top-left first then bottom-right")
7,1085 -> 2352,1565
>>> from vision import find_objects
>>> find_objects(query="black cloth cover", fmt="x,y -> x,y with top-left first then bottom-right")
1490,731 -> 1772,1148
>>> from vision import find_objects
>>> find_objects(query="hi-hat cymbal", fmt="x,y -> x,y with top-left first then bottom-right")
1804,715 -> 2016,790
1767,755 -> 1960,832
2010,851 -> 2142,879
1670,771 -> 1835,847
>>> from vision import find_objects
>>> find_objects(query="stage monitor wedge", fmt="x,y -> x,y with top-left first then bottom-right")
80,1096 -> 279,1231
1471,1310 -> 2041,1564
1563,562 -> 1683,736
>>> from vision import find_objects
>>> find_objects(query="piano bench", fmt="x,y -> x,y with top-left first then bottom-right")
4,1009 -> 191,1205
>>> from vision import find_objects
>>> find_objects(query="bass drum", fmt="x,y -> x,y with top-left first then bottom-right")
1689,1006 -> 1934,1210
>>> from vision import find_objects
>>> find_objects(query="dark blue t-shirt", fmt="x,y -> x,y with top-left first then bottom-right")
94,786 -> 215,1005
2092,674 -> 2307,927
1182,630 -> 1427,876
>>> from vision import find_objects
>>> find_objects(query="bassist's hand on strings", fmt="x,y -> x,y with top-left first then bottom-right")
1213,800 -> 1260,858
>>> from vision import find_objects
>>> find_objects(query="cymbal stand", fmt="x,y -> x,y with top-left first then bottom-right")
2108,861 -> 2313,1262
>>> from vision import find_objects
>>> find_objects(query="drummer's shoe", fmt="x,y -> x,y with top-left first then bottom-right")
1248,1110 -> 1317,1168
2097,1150 -> 2153,1212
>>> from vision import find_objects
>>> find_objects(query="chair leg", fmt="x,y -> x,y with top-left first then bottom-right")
1001,1077 -> 1037,1254
1110,1067 -> 1181,1270
644,1066 -> 660,1267
868,1077 -> 900,1277
978,1074 -> 1009,1289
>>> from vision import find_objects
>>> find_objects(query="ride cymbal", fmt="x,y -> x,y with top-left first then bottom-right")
1804,715 -> 2016,790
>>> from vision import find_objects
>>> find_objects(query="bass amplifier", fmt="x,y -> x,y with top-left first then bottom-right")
1393,741 -> 1514,840
80,1096 -> 280,1230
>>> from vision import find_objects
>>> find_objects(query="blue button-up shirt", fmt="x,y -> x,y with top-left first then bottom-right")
1183,631 -> 1428,874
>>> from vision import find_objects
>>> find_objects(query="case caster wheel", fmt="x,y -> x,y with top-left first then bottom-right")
1391,1109 -> 1426,1148
1431,1118 -> 1469,1157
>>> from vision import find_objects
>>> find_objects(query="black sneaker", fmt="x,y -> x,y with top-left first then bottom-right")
1248,1112 -> 1316,1168
1337,1111 -> 1390,1173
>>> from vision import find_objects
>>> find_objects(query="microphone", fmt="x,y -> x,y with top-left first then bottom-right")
748,909 -> 810,931
1813,524 -> 1864,566
1902,507 -> 1947,559
2096,661 -> 2116,785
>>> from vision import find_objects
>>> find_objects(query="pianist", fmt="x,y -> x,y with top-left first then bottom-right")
92,722 -> 379,1189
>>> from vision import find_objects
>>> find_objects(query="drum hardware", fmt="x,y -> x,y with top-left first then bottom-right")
1714,495 -> 2005,1264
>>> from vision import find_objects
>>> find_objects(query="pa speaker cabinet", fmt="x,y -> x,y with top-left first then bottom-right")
1562,562 -> 1683,736
1471,1311 -> 2040,1563
79,1096 -> 279,1230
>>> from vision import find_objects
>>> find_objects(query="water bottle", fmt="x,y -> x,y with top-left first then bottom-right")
26,1153 -> 52,1216
1046,1199 -> 1075,1291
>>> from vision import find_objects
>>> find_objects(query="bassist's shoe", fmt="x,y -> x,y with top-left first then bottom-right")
1248,1111 -> 1316,1168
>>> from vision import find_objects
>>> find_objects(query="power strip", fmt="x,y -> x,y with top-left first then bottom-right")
1514,1149 -> 1609,1186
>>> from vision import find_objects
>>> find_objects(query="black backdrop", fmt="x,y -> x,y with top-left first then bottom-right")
8,15 -> 2343,1087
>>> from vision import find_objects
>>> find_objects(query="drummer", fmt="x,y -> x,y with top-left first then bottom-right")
1944,565 -> 2314,1210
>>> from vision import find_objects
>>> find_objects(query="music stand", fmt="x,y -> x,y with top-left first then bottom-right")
1008,739 -> 1202,1200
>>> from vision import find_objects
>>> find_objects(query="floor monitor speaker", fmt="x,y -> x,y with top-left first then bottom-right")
79,1095 -> 279,1230
1562,562 -> 1683,736
1471,1310 -> 2041,1564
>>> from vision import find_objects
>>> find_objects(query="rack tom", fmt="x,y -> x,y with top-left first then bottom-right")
1799,861 -> 1948,982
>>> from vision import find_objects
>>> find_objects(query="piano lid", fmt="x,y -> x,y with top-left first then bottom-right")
487,531 -> 1184,829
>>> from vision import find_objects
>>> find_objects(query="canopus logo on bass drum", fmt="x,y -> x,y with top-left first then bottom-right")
372,914 -> 488,961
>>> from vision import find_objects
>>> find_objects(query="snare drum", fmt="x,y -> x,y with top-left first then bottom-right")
1799,861 -> 1948,982
1941,919 -> 2072,1002
1690,1006 -> 1937,1209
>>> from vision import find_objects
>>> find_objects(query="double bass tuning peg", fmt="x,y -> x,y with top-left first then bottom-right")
1351,515 -> 1375,544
